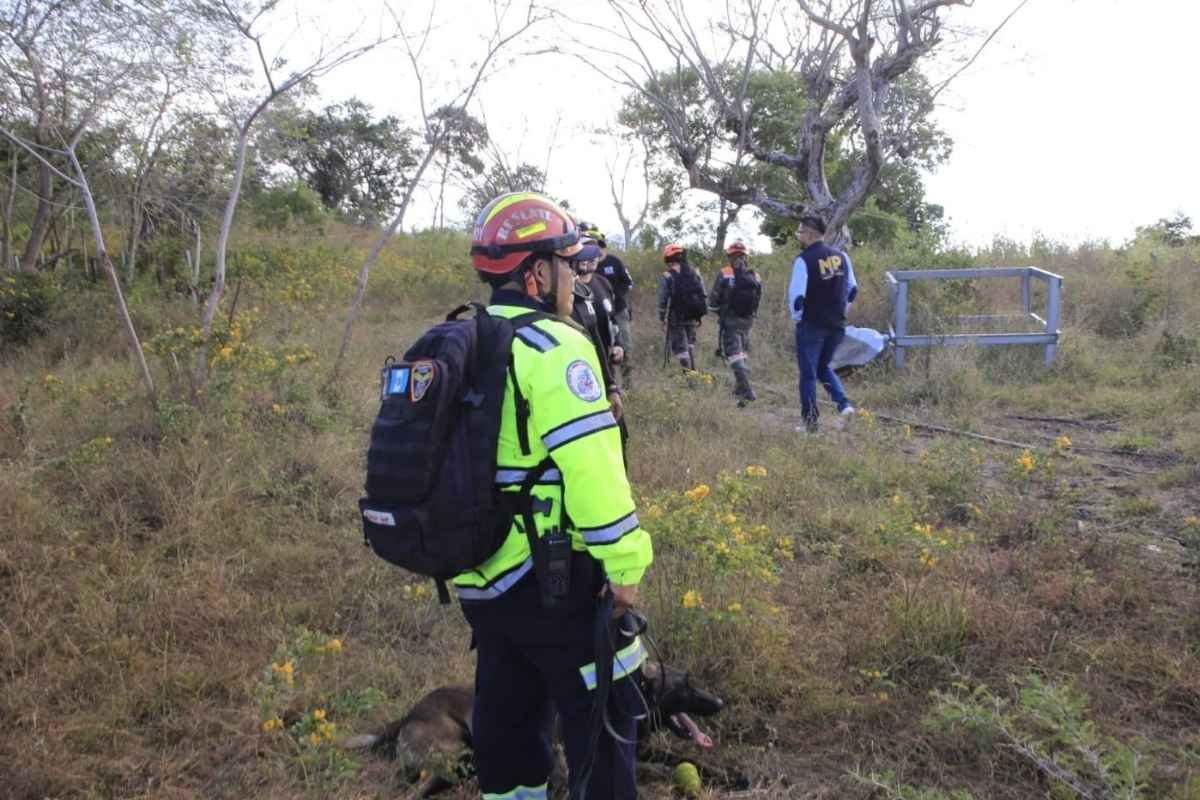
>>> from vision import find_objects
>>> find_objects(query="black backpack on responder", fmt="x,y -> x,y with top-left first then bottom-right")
728,269 -> 762,317
358,303 -> 553,603
670,268 -> 708,322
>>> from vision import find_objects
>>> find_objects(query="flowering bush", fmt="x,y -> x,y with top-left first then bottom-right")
639,467 -> 794,696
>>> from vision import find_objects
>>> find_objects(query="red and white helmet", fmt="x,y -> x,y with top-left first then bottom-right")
725,240 -> 747,256
470,192 -> 581,274
662,243 -> 685,262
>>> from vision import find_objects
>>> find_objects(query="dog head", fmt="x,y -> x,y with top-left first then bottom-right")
639,660 -> 723,746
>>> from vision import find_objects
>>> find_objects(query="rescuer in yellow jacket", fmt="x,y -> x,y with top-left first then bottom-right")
458,191 -> 652,800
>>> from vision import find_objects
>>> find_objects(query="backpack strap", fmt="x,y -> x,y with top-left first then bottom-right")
504,311 -> 557,456
507,355 -> 532,456
433,578 -> 451,605
446,301 -> 486,321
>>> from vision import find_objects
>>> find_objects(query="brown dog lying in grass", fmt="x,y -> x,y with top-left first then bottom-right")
340,660 -> 729,796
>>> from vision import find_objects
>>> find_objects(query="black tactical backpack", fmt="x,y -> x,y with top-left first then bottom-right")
670,268 -> 708,322
728,270 -> 762,317
359,303 -> 552,603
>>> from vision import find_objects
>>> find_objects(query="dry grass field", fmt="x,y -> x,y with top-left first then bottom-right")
2,224 -> 1199,799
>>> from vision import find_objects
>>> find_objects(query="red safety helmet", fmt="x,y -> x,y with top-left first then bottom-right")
725,240 -> 747,256
471,192 -> 582,274
662,243 -> 685,261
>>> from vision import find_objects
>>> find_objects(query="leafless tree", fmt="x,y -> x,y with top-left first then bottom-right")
330,0 -> 550,383
120,76 -> 189,284
571,0 -> 991,245
603,135 -> 653,247
198,1 -> 397,388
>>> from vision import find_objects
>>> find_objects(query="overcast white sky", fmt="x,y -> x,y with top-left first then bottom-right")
311,0 -> 1200,250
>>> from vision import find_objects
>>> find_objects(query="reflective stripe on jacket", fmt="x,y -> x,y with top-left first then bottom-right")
452,303 -> 652,598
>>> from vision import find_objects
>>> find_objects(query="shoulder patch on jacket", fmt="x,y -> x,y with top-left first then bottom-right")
565,359 -> 603,402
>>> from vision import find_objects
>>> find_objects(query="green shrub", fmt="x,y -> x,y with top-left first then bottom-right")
0,271 -> 59,346
927,675 -> 1154,799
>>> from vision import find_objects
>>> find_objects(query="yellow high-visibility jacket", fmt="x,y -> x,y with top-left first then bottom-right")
452,301 -> 652,600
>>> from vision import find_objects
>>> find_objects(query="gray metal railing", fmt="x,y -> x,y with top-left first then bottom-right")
885,266 -> 1064,368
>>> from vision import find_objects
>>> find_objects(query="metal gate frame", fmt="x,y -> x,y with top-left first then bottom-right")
885,266 -> 1064,368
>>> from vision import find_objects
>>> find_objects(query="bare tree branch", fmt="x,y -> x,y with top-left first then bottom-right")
329,0 -> 549,384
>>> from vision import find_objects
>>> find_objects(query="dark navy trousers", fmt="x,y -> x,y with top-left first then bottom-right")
795,320 -> 850,424
461,556 -> 641,800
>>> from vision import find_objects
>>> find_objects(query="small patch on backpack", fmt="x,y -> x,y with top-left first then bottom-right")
363,508 -> 396,526
382,365 -> 410,398
410,361 -> 436,402
565,359 -> 602,402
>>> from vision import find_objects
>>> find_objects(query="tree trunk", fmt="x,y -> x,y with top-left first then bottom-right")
1,145 -> 15,271
195,123 -> 252,389
19,158 -> 53,272
330,142 -> 440,385
189,216 -> 201,304
125,199 -> 144,284
714,200 -> 742,257
69,145 -> 156,406
435,156 -> 450,229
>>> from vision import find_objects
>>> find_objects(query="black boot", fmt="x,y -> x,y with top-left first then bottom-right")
732,362 -> 756,406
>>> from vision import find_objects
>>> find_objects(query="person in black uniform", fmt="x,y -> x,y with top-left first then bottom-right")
569,239 -> 623,420
592,231 -> 635,389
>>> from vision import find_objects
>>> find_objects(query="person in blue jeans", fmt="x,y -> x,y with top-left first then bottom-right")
787,215 -> 858,433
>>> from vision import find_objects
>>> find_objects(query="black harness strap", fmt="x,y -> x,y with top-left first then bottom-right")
505,311 -> 555,457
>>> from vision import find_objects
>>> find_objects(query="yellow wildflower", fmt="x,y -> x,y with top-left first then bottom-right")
307,732 -> 322,746
745,465 -> 768,478
313,708 -> 326,721
271,660 -> 295,686
722,513 -> 738,525
323,638 -> 343,654
891,493 -> 903,507
271,403 -> 285,415
1054,435 -> 1072,451
681,590 -> 704,609
217,345 -> 234,360
733,529 -> 748,544
727,602 -> 743,614
1017,450 -> 1036,473
919,550 -> 938,569
262,717 -> 283,733
912,523 -> 933,537
876,691 -> 890,702
684,484 -> 710,502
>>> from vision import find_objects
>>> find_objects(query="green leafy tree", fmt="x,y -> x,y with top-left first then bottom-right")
592,0 -> 973,246
460,161 -> 548,217
265,98 -> 418,225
